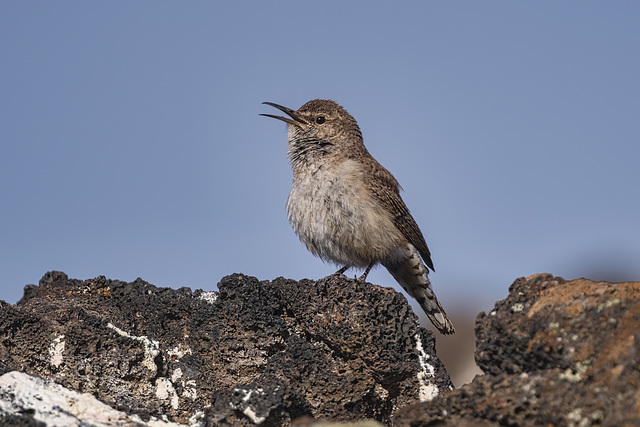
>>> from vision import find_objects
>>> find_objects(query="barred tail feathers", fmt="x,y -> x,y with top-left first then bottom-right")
383,245 -> 455,335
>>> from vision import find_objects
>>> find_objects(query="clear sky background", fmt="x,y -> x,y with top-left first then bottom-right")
2,2 -> 639,319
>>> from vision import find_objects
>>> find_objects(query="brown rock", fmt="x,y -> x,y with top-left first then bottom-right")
395,274 -> 640,426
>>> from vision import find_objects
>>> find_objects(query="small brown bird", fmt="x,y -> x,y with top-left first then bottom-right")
261,99 -> 454,334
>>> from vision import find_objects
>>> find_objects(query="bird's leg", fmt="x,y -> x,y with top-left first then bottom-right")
358,262 -> 376,282
335,265 -> 350,275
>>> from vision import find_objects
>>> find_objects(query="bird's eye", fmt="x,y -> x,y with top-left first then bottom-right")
315,116 -> 326,124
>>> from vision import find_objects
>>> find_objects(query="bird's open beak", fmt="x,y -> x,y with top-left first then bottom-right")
260,102 -> 307,127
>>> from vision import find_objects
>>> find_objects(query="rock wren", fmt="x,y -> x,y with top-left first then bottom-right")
261,99 -> 455,335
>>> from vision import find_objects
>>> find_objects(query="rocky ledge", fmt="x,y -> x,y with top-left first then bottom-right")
0,272 -> 449,426
0,272 -> 638,426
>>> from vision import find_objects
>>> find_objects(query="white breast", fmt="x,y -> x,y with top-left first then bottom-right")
286,159 -> 404,267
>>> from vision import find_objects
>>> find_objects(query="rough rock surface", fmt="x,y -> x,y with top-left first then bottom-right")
0,271 -> 451,426
0,371 -> 154,426
395,273 -> 640,427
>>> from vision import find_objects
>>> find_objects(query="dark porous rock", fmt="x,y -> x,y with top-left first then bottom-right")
395,273 -> 640,427
0,271 -> 451,426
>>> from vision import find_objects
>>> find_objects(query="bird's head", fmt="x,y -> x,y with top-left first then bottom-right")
261,99 -> 365,168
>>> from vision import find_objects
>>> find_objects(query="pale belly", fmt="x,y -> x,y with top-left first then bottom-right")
286,160 -> 404,268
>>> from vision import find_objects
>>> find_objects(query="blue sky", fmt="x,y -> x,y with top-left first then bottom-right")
2,2 -> 639,318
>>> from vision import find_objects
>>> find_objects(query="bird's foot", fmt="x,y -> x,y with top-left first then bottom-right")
357,262 -> 376,282
334,265 -> 350,275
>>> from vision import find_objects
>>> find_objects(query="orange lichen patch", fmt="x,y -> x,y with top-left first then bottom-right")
528,278 -> 640,318
589,316 -> 638,381
526,328 -> 560,355
610,364 -> 624,378
523,278 -> 640,378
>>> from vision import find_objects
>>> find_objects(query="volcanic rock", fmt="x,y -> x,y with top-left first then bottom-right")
0,271 -> 451,426
395,273 -> 640,426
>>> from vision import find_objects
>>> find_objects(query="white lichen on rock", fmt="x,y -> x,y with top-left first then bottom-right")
156,377 -> 180,410
230,387 -> 267,424
107,322 -> 160,373
197,291 -> 218,304
0,371 -> 184,426
414,333 -> 441,402
168,344 -> 193,360
48,334 -> 65,368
